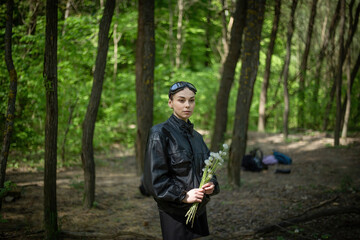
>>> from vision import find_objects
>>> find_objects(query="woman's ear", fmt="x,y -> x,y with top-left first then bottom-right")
168,99 -> 173,109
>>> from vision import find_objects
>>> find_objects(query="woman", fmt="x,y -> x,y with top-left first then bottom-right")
143,81 -> 220,239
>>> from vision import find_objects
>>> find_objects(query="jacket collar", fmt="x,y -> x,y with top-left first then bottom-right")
169,114 -> 194,136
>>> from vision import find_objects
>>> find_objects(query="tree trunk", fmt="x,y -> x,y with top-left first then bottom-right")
312,0 -> 340,127
228,0 -> 265,187
168,0 -> 174,67
81,0 -> 115,209
298,0 -> 318,129
113,2 -> 122,82
341,53 -> 351,140
210,0 -> 247,152
219,0 -> 229,65
341,52 -> 360,129
43,0 -> 58,238
61,99 -> 77,163
282,0 -> 298,139
61,0 -> 71,36
204,0 -> 211,67
28,0 -> 40,35
0,0 -> 18,212
334,0 -> 345,146
135,0 -> 155,175
257,0 -> 281,132
175,0 -> 184,68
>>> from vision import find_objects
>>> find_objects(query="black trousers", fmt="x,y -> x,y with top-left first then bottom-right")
159,209 -> 210,240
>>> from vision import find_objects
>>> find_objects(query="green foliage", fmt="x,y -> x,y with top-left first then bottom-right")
1,0 -> 359,167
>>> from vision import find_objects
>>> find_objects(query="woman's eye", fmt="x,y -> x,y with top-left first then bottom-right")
189,99 -> 195,103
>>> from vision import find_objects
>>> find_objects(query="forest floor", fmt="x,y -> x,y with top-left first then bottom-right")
1,131 -> 360,240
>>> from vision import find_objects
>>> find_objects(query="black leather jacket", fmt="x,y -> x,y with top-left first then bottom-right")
143,114 -> 220,216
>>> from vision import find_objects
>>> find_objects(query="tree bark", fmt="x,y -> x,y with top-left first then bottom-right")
81,0 -> 115,209
298,0 -> 318,129
281,0 -> 298,139
228,0 -> 266,186
334,0 -> 346,146
175,0 -> 184,68
135,0 -> 155,175
219,0 -> 229,65
210,0 -> 247,152
257,0 -> 281,132
341,53 -> 351,140
0,0 -> 18,212
43,0 -> 58,238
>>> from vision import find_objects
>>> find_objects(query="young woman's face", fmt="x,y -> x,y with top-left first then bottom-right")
168,87 -> 195,122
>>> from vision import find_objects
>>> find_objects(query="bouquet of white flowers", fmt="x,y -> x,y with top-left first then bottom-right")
185,143 -> 229,227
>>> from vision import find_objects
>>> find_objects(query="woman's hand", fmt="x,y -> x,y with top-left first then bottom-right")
202,182 -> 215,195
182,188 -> 205,203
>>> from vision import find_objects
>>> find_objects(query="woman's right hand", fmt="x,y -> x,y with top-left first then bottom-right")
182,188 -> 205,203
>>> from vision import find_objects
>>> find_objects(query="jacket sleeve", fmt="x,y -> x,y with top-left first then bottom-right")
143,131 -> 186,203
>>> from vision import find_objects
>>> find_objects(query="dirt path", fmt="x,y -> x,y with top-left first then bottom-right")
1,132 -> 360,239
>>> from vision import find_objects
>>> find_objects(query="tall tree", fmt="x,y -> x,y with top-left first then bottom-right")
219,0 -> 230,65
0,0 -> 18,212
311,0 -> 340,126
257,0 -> 281,132
228,0 -> 266,186
282,0 -> 298,139
298,0 -> 318,129
43,0 -> 58,238
342,52 -> 360,139
135,0 -> 155,175
175,0 -> 184,68
81,0 -> 115,209
323,1 -> 359,131
210,0 -> 247,152
334,0 -> 346,146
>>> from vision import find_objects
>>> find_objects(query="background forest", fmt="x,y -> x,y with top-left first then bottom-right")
1,0 -> 360,239
1,0 -> 358,167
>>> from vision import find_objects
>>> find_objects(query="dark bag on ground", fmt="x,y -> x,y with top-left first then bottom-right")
242,148 -> 267,172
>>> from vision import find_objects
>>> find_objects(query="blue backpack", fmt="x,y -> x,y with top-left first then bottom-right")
273,151 -> 292,165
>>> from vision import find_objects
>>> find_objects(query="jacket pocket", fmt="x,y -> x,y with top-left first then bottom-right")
170,150 -> 192,176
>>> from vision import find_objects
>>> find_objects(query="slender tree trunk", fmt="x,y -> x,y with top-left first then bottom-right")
324,1 -> 359,131
113,2 -> 122,82
341,52 -> 360,127
341,53 -> 351,140
204,0 -> 211,67
175,0 -> 184,68
282,0 -> 298,139
257,0 -> 281,132
61,99 -> 77,163
228,0 -> 265,187
61,0 -> 71,36
210,0 -> 247,151
312,0 -> 340,126
168,0 -> 174,67
81,0 -> 115,209
219,0 -> 229,65
43,0 -> 58,238
298,0 -> 318,129
0,0 -> 18,212
28,0 -> 40,35
135,0 -> 155,175
334,0 -> 345,146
